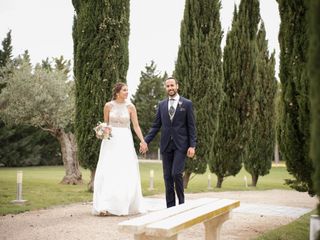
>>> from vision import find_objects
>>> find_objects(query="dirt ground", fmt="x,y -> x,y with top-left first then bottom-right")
0,190 -> 317,240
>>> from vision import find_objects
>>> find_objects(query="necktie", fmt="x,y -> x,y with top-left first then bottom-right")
169,98 -> 175,120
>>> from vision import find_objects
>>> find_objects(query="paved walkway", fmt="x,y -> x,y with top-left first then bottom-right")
234,202 -> 311,218
1,190 -> 317,240
144,197 -> 312,218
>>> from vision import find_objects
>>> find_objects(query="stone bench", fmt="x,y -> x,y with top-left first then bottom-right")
118,197 -> 240,240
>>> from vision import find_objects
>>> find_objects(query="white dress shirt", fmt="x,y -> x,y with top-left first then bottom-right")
168,94 -> 180,111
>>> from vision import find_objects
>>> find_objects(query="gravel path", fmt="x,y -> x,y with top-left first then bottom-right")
0,190 -> 317,240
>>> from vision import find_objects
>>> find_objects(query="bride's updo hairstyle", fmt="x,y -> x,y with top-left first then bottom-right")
112,82 -> 127,100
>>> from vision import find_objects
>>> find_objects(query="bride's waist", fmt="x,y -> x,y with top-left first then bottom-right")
110,124 -> 130,129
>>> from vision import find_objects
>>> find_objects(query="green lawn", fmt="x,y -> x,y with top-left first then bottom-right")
0,166 -> 92,215
0,162 -> 291,215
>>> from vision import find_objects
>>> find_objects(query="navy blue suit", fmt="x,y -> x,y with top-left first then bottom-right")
144,96 -> 196,207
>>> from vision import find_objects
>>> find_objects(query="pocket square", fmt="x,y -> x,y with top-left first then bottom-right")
179,107 -> 186,111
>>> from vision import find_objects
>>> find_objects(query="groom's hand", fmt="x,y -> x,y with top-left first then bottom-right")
187,147 -> 195,158
139,142 -> 148,154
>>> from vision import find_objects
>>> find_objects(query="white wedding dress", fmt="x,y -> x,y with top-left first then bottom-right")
92,100 -> 146,216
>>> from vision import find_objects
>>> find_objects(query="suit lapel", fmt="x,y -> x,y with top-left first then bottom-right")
163,99 -> 171,122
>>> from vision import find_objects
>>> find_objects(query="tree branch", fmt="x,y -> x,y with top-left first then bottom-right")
38,126 -> 57,135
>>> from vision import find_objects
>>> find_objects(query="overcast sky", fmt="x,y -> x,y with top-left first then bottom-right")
0,0 -> 280,96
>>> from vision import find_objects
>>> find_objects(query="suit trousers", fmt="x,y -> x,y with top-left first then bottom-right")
162,139 -> 186,208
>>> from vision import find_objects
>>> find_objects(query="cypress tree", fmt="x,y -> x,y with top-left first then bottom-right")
277,0 -> 313,194
308,0 -> 320,214
244,22 -> 277,186
72,0 -> 130,189
0,30 -> 12,90
212,6 -> 241,188
131,61 -> 166,156
174,0 -> 224,188
0,31 -> 12,67
212,0 -> 259,188
235,0 -> 260,144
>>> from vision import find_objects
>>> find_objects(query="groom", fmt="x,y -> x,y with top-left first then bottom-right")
140,77 -> 196,208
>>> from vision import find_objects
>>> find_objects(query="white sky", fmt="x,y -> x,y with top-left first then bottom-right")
0,0 -> 280,96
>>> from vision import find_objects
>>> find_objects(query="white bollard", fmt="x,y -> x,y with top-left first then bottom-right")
148,169 -> 154,191
207,174 -> 213,190
11,170 -> 27,204
310,215 -> 320,240
244,175 -> 248,188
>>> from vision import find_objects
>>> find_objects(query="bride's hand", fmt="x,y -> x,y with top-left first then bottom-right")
139,142 -> 148,154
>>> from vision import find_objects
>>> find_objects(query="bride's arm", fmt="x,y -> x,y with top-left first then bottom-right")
129,104 -> 146,144
104,102 -> 111,123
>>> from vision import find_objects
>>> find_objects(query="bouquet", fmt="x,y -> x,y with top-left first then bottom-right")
94,122 -> 112,140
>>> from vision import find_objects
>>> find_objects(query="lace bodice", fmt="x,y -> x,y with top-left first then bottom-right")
108,101 -> 131,128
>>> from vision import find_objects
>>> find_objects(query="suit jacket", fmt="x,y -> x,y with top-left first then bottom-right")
144,96 -> 196,153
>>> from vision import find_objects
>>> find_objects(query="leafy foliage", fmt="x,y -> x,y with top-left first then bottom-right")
0,32 -> 61,167
0,122 -> 61,167
0,58 -> 74,131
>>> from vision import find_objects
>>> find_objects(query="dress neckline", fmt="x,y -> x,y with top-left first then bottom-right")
113,100 -> 127,105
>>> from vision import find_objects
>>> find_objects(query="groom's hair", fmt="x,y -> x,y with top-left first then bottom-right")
165,77 -> 178,84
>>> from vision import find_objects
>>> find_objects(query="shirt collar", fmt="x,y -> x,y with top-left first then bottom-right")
169,94 -> 180,101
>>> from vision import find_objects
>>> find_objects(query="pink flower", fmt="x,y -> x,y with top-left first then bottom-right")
94,122 -> 112,140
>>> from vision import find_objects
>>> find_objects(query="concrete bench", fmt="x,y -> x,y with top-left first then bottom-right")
118,198 -> 240,240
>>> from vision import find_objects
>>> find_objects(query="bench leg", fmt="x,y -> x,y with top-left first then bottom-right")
134,233 -> 178,240
134,233 -> 147,240
203,212 -> 231,240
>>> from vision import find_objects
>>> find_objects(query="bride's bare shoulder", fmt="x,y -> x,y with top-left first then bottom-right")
104,101 -> 113,109
127,102 -> 136,110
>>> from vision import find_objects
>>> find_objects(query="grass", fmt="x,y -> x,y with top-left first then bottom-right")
0,166 -> 92,215
253,210 -> 317,240
0,162 -> 292,215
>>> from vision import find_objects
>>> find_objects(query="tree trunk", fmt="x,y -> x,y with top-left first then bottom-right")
216,176 -> 224,188
55,129 -> 83,184
88,168 -> 96,192
274,142 -> 280,164
251,174 -> 259,187
183,171 -> 192,189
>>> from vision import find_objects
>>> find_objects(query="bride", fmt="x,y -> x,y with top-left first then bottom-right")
92,82 -> 146,216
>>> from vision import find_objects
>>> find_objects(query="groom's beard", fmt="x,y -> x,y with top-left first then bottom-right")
168,90 -> 177,97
